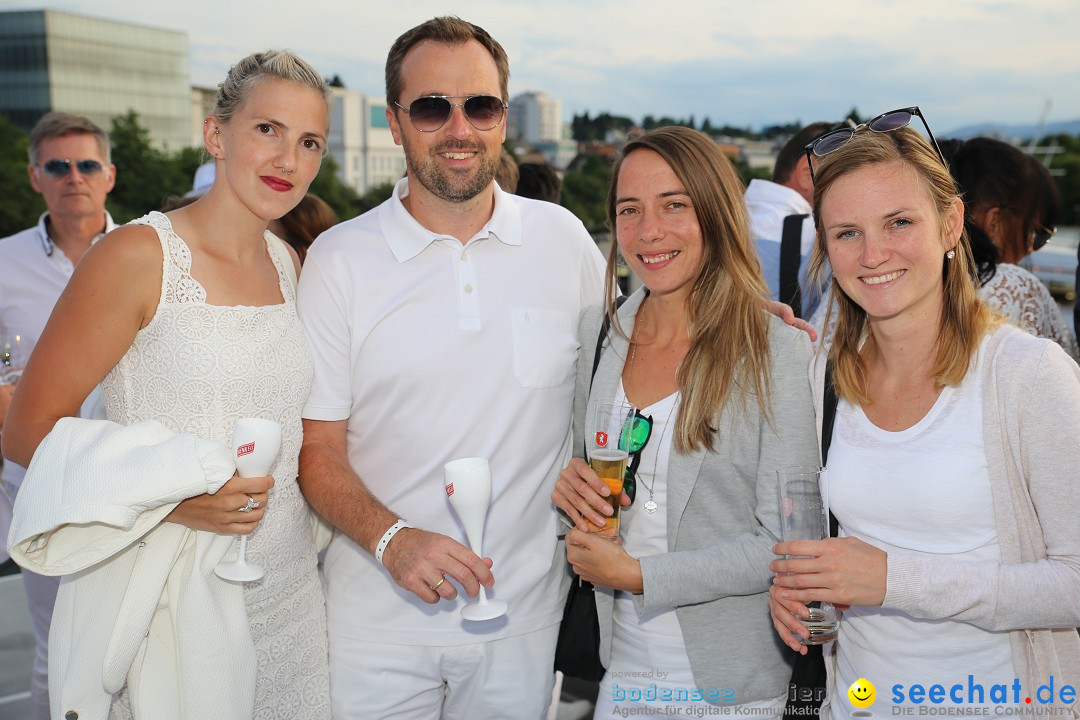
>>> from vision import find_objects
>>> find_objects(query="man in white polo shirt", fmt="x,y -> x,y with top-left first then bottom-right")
297,16 -> 605,719
0,111 -> 116,720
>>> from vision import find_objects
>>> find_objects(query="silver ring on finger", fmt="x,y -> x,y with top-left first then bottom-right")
428,575 -> 446,591
238,495 -> 259,513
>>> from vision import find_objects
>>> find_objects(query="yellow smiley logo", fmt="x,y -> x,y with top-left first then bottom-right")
848,678 -> 876,709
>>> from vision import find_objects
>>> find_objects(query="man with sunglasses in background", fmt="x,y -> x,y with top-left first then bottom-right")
297,16 -> 606,719
0,111 -> 116,720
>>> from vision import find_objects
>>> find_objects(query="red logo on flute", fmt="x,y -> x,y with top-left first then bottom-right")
596,431 -> 608,447
446,483 -> 454,497
237,441 -> 255,457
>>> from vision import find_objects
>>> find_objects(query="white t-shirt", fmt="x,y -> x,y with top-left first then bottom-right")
612,388 -> 683,649
298,178 -> 606,645
827,336 -> 1014,719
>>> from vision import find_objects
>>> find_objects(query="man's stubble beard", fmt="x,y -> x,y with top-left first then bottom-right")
404,139 -> 500,204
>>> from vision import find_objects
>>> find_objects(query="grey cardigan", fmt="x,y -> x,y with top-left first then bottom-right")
811,325 -> 1080,717
573,289 -> 819,704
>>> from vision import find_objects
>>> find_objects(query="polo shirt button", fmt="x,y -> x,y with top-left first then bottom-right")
460,251 -> 468,261
464,284 -> 473,294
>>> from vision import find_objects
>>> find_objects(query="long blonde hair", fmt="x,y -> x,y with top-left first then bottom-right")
806,127 -> 999,405
604,126 -> 772,453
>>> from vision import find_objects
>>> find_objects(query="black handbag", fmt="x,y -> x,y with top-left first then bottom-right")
553,574 -> 605,681
553,297 -> 625,681
783,360 -> 839,719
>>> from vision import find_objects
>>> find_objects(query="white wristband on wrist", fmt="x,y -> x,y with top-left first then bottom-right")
374,519 -> 411,565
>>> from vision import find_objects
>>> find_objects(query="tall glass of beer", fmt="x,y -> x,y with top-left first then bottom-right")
585,402 -> 636,538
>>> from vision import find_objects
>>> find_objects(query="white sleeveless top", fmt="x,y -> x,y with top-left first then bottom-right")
101,211 -> 329,719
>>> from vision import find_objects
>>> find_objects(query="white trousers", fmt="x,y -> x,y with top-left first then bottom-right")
24,569 -> 60,720
329,624 -> 559,720
2,485 -> 59,720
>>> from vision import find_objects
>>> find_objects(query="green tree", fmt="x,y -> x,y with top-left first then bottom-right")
561,154 -> 612,232
571,112 -> 634,142
107,110 -> 189,221
307,154 -> 361,221
0,114 -> 45,237
354,182 -> 395,215
1041,137 -> 1080,226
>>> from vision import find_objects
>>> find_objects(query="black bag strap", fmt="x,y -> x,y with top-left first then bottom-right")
584,295 -> 628,459
780,214 -> 808,319
589,295 -> 628,391
822,359 -> 839,538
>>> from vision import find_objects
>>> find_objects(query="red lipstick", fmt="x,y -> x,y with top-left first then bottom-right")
261,176 -> 294,192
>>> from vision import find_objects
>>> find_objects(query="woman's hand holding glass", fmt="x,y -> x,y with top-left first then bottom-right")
768,536 -> 887,651
565,527 -> 643,593
552,457 -> 631,533
165,472 -> 274,535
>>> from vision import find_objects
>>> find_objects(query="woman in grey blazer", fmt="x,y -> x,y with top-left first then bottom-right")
552,126 -> 819,717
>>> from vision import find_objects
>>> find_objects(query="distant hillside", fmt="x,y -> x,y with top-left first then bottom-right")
945,118 -> 1080,141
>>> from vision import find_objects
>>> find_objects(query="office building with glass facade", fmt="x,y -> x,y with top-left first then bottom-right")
0,9 -> 190,150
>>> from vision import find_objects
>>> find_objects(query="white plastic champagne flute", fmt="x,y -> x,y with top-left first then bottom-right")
443,457 -> 508,621
215,418 -> 281,583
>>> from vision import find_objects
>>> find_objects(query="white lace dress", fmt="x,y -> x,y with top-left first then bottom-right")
978,263 -> 1079,361
101,212 -> 330,719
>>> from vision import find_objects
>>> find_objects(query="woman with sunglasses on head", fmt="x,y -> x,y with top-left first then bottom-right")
809,135 -> 1079,361
551,125 -> 819,717
770,114 -> 1080,719
3,50 -> 332,719
943,136 -> 1078,360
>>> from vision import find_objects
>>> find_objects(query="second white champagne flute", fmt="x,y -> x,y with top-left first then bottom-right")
215,417 -> 281,583
443,457 -> 508,621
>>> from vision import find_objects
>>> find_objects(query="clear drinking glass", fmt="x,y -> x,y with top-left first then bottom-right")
777,465 -> 838,644
0,331 -> 28,384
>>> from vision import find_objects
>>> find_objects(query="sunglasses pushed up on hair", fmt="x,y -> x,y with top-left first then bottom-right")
804,106 -> 947,181
38,158 -> 104,178
393,95 -> 507,133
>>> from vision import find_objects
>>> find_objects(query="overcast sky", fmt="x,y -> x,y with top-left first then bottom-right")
5,0 -> 1078,135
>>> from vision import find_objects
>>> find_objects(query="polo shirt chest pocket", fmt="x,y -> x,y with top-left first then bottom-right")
511,309 -> 578,389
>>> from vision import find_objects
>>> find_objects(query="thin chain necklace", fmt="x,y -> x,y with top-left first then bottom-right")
626,297 -> 678,515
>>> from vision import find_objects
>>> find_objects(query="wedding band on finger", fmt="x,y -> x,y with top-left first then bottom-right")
428,576 -> 446,592
238,495 -> 260,513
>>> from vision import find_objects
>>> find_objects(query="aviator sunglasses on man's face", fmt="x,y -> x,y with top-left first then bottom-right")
38,159 -> 104,179
393,94 -> 507,133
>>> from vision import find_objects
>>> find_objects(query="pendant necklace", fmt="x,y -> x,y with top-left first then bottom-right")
626,298 -> 678,515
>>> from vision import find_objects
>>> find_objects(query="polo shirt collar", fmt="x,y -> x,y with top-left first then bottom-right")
383,176 -> 523,263
37,210 -> 119,257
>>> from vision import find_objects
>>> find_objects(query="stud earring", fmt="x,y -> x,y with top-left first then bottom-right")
946,250 -> 956,260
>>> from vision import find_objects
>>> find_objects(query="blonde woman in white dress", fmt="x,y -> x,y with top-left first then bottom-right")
4,50 -> 333,719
